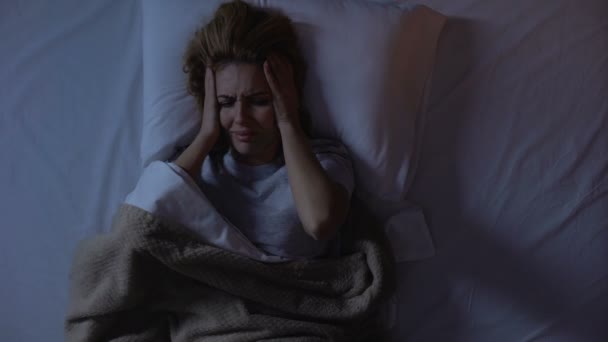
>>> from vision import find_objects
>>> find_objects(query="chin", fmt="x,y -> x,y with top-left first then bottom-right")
231,140 -> 259,155
230,137 -> 279,164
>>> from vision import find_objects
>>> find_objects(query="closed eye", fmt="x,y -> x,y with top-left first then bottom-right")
251,98 -> 271,106
217,95 -> 271,108
217,96 -> 235,108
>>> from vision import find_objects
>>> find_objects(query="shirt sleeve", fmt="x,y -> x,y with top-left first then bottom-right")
311,139 -> 355,197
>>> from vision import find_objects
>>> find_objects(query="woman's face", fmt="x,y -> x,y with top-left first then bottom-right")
215,62 -> 280,165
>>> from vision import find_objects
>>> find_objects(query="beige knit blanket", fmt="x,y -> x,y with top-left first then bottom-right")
65,200 -> 394,341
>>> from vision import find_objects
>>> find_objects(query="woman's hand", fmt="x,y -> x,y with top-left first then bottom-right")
174,67 -> 219,179
263,54 -> 300,127
199,67 -> 220,145
264,55 -> 350,240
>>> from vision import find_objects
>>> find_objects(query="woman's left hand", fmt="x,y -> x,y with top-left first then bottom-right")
263,54 -> 300,127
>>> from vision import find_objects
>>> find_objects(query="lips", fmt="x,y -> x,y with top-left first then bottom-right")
232,131 -> 256,142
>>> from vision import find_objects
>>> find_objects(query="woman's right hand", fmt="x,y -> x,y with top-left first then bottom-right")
199,67 -> 220,146
173,67 -> 220,179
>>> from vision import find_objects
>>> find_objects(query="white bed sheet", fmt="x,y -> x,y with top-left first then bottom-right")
2,0 -> 607,341
388,0 -> 608,340
0,1 -> 142,341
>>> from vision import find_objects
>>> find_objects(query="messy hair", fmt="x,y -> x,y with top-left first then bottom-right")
182,0 -> 311,154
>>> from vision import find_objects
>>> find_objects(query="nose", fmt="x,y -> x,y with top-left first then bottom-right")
233,99 -> 250,123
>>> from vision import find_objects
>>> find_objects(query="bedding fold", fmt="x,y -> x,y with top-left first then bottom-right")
124,161 -> 283,262
65,198 -> 395,341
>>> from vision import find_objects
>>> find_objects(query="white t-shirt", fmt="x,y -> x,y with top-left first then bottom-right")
196,139 -> 354,259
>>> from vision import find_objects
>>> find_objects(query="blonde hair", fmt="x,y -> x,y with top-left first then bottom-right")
183,0 -> 311,149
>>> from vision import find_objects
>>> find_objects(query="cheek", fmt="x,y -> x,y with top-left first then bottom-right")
219,109 -> 232,130
254,107 -> 276,130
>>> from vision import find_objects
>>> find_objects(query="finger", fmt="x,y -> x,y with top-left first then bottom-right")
204,67 -> 216,104
269,54 -> 293,85
269,54 -> 284,78
263,60 -> 280,96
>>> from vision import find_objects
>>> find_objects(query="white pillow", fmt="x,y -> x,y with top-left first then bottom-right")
141,0 -> 445,202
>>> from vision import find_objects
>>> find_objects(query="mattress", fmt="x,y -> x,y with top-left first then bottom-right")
0,1 -> 142,341
1,0 -> 606,341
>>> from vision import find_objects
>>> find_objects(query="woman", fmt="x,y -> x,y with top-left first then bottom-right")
173,0 -> 354,259
65,4 -> 392,340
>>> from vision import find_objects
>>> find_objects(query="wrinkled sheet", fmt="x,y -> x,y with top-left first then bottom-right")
2,0 -> 608,341
124,161 -> 286,262
124,160 -> 436,264
0,1 -> 142,341
390,0 -> 608,340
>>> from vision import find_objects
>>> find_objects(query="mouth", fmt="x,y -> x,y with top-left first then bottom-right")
232,131 -> 256,143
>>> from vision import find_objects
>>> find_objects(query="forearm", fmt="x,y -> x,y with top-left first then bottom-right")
279,122 -> 347,240
173,132 -> 215,180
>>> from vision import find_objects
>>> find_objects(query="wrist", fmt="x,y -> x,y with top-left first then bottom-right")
277,119 -> 302,135
197,127 -> 219,141
193,131 -> 217,151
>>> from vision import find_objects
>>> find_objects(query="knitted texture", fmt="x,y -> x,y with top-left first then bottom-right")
65,199 -> 394,341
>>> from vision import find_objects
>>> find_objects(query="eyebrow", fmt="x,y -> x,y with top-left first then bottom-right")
217,91 -> 271,99
246,91 -> 271,97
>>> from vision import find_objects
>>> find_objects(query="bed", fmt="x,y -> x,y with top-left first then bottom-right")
1,0 -> 606,341
392,0 -> 608,340
0,1 -> 143,340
